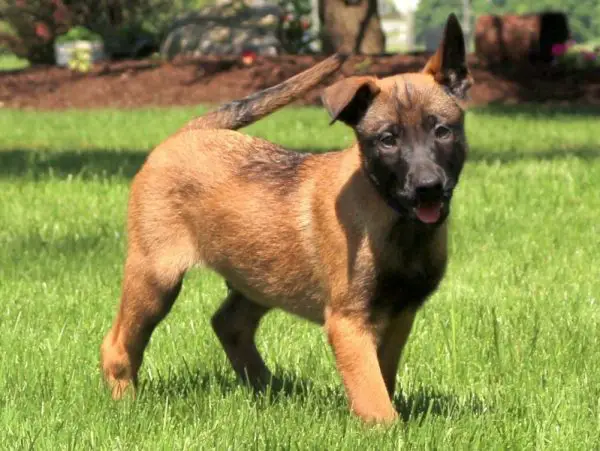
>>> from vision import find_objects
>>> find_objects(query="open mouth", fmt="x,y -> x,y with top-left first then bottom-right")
414,201 -> 444,224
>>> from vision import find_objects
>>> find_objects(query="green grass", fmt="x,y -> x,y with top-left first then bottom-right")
1,104 -> 599,449
0,52 -> 29,71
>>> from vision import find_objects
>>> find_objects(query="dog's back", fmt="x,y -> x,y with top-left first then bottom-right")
135,128 -> 335,319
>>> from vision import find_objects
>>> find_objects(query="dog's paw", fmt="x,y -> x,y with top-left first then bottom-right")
100,335 -> 138,401
105,376 -> 136,401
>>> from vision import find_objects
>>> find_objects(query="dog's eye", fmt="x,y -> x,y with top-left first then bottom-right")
434,125 -> 453,141
378,133 -> 397,148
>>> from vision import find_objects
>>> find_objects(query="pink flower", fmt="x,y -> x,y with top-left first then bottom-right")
551,43 -> 567,57
35,22 -> 51,41
241,50 -> 257,66
583,51 -> 597,62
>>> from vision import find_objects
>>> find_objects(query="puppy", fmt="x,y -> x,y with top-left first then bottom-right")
101,14 -> 472,424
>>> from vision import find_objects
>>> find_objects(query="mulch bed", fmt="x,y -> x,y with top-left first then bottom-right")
2,53 -> 600,110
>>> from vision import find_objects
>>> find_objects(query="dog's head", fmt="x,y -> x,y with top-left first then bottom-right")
322,14 -> 473,226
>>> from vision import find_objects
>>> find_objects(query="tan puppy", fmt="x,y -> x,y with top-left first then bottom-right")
101,14 -> 473,424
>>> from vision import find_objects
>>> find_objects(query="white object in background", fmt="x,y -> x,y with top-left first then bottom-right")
391,0 -> 420,51
392,0 -> 420,14
54,41 -> 105,67
309,0 -> 321,52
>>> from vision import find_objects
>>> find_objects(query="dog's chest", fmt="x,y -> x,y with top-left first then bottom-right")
369,224 -> 448,315
371,265 -> 444,315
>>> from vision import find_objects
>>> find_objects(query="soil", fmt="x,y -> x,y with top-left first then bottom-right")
2,53 -> 600,110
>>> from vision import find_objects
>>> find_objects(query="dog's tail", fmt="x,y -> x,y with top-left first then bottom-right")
180,54 -> 347,132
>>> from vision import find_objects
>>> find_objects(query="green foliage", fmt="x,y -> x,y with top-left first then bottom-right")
0,0 -> 215,64
415,0 -> 464,47
556,46 -> 599,70
0,0 -> 68,64
415,0 -> 600,46
0,52 -> 29,71
55,26 -> 102,44
277,0 -> 317,54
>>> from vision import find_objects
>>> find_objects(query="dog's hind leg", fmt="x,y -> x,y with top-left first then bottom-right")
100,245 -> 189,400
211,287 -> 273,389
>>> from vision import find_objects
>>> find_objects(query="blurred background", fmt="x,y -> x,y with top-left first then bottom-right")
1,0 -> 599,109
1,0 -> 598,65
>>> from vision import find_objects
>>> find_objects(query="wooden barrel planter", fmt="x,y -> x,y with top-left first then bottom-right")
475,12 -> 569,66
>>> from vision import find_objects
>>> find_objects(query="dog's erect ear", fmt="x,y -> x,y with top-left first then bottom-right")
321,76 -> 380,126
423,13 -> 472,99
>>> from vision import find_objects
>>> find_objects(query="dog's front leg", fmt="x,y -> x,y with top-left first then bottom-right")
377,309 -> 416,399
325,310 -> 398,424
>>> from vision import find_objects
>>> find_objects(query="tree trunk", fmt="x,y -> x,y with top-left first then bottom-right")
319,0 -> 386,55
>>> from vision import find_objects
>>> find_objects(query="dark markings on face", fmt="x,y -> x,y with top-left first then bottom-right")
356,82 -> 467,222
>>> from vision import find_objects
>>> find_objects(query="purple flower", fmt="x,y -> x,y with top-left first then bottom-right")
551,43 -> 567,57
583,51 -> 597,62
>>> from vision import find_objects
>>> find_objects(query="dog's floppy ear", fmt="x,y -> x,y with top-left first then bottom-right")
321,76 -> 380,126
423,13 -> 472,99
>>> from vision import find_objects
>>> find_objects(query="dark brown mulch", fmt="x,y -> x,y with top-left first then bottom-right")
2,54 -> 600,110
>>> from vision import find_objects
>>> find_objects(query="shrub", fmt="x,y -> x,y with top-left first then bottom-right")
55,25 -> 102,44
0,0 -> 193,64
553,40 -> 600,70
276,0 -> 316,54
0,0 -> 70,64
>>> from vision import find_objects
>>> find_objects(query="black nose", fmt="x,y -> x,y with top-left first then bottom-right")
415,177 -> 443,203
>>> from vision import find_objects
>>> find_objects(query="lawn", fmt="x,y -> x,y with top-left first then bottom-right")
1,104 -> 599,449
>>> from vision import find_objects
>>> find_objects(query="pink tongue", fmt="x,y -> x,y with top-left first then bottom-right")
415,203 -> 442,224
